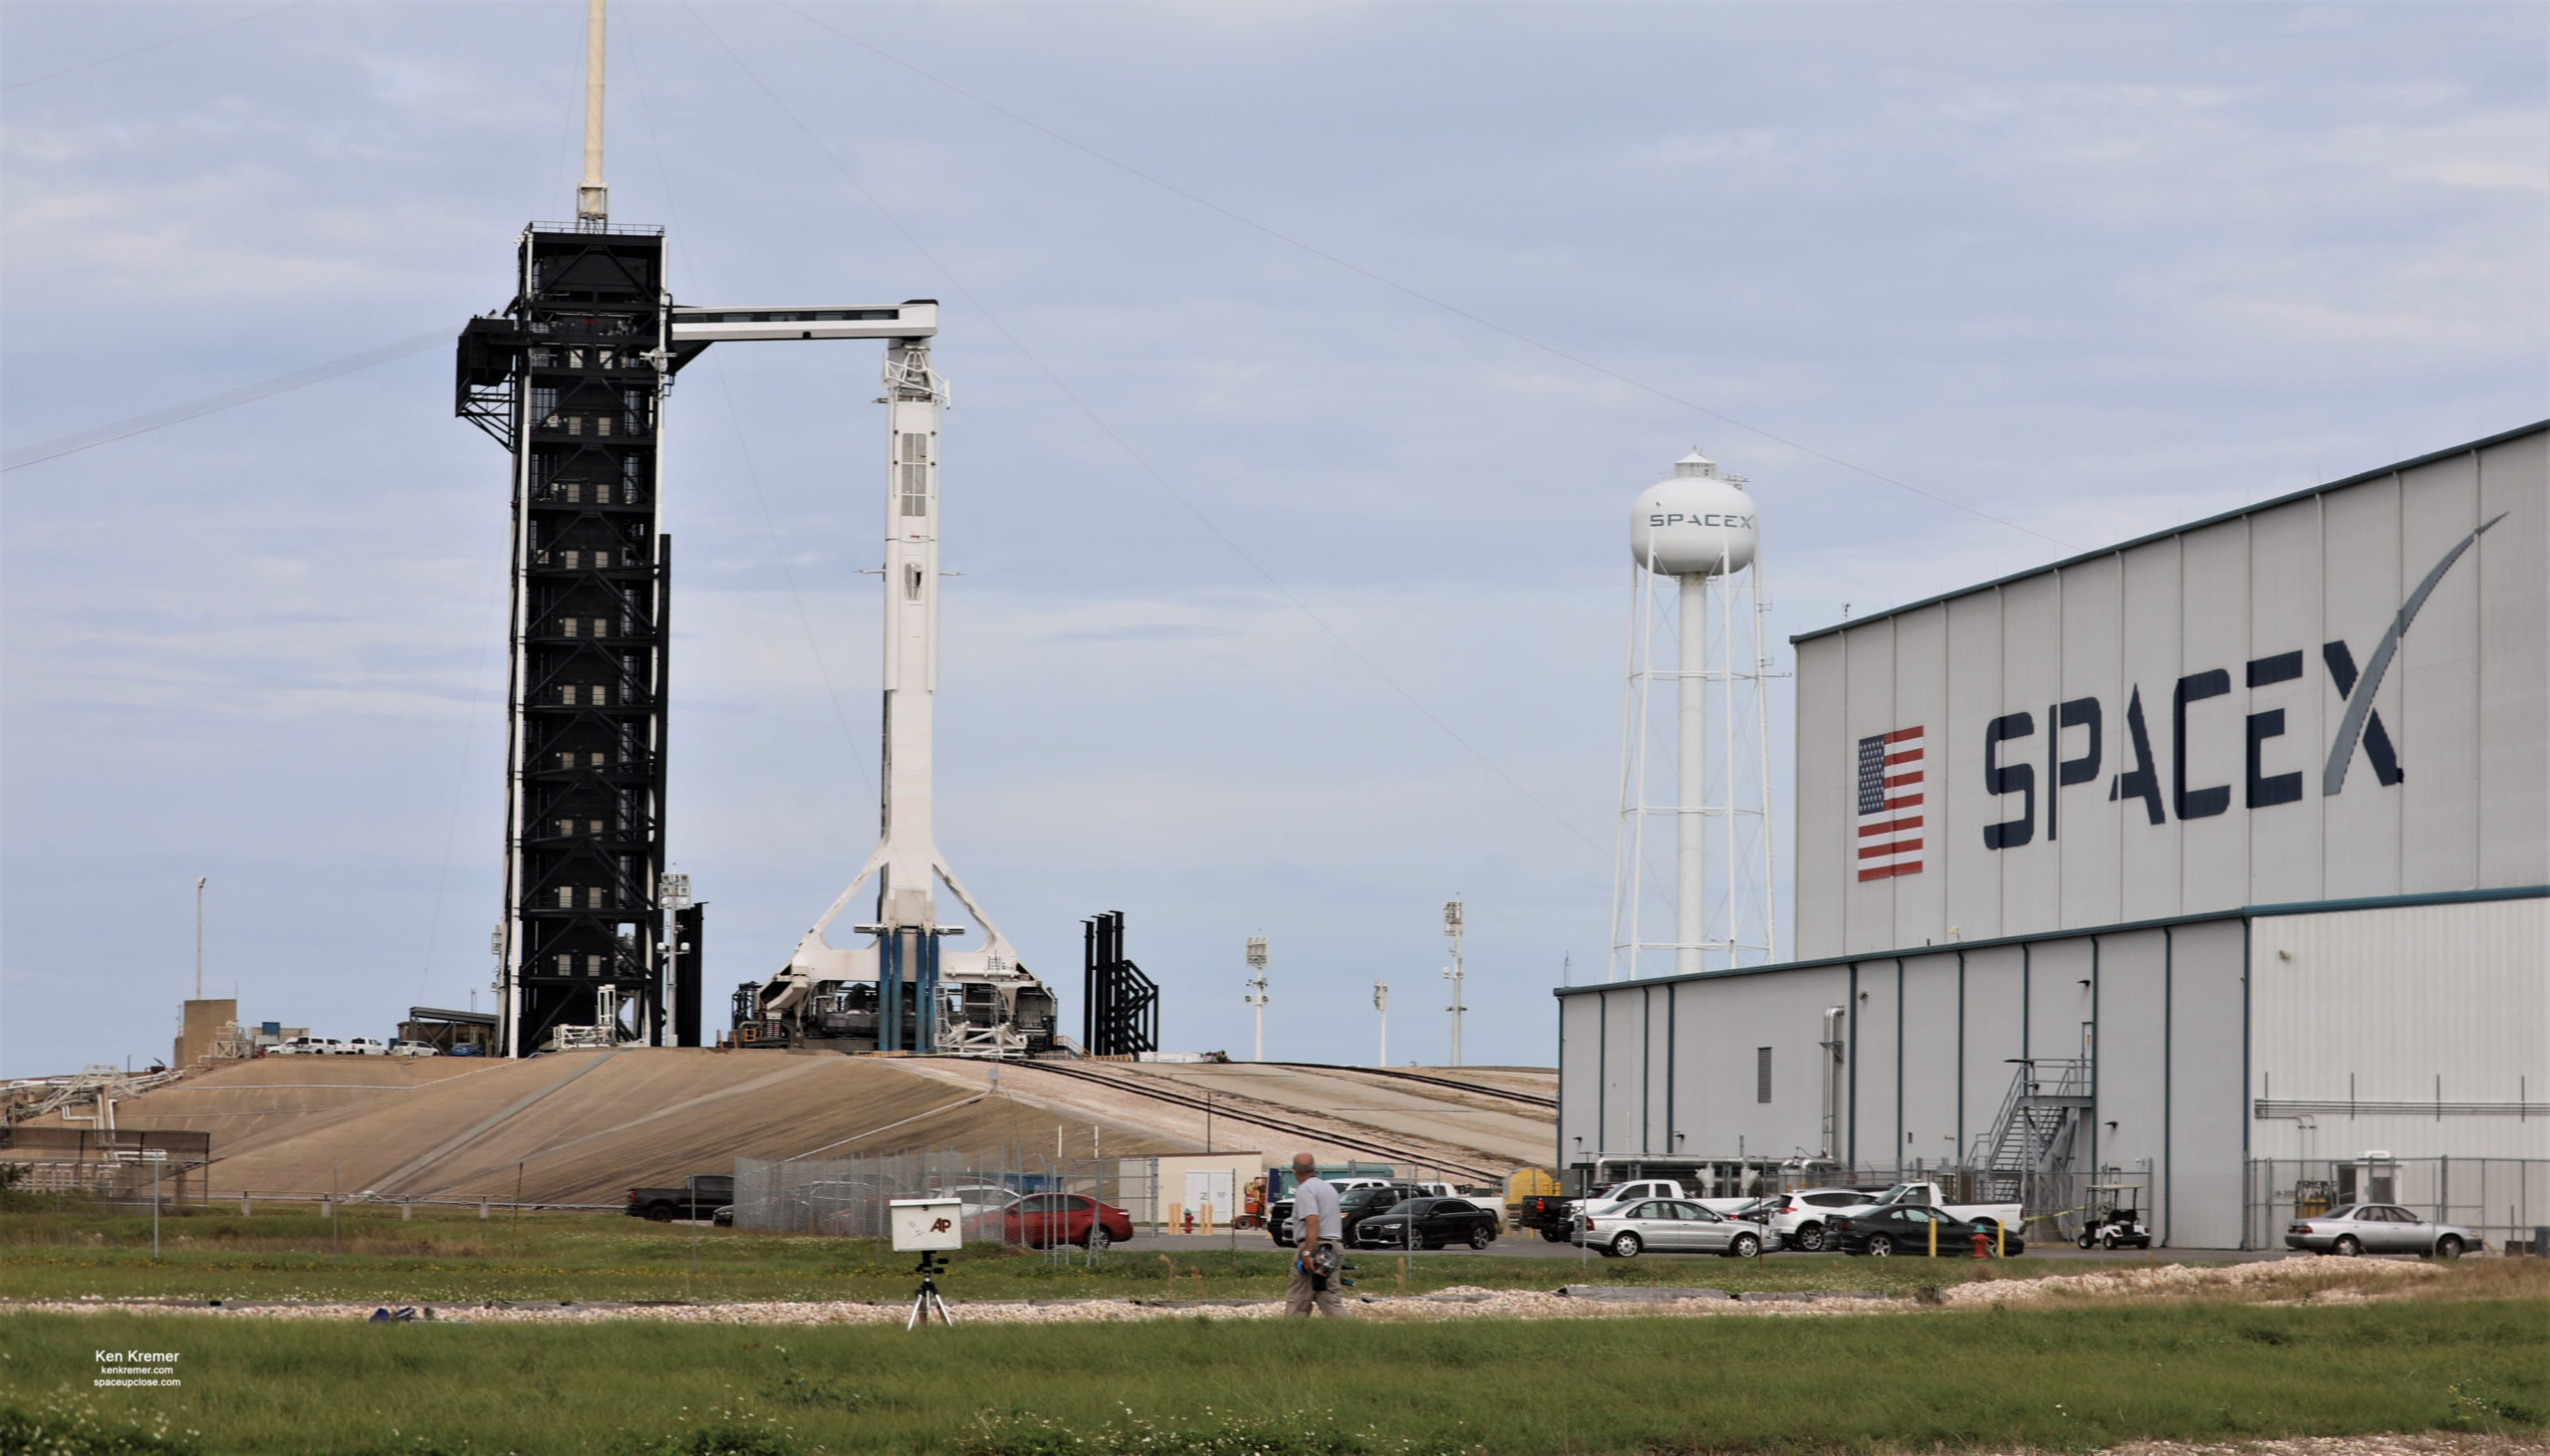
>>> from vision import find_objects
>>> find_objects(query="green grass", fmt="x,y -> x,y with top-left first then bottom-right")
0,1205 -> 2051,1306
0,1298 -> 2541,1454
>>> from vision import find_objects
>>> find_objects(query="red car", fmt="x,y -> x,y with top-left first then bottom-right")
1003,1193 -> 1135,1250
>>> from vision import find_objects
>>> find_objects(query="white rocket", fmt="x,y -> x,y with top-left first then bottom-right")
752,333 -> 1048,1052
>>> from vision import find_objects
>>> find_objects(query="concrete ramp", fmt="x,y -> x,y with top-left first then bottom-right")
41,1051 -> 1556,1205
56,1050 -> 1195,1205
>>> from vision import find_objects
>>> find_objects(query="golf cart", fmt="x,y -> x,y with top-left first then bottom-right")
2075,1185 -> 2153,1250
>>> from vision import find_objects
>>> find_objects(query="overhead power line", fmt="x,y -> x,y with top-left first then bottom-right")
3,0 -> 311,92
1,329 -> 446,473
768,0 -> 2074,554
682,2 -> 1610,859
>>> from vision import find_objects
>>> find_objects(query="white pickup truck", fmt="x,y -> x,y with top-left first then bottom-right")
1565,1176 -> 1765,1224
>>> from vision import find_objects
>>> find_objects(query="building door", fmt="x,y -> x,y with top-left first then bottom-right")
1185,1169 -> 1234,1227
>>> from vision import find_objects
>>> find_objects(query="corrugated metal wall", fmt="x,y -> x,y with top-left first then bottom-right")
1795,426 -> 2547,959
2251,898 -> 2549,1161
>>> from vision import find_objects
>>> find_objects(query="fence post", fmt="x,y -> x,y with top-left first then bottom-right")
240,1192 -> 251,1217
401,1200 -> 412,1222
479,1196 -> 490,1220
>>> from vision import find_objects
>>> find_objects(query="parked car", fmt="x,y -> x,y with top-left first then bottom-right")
1350,1196 -> 1502,1250
1270,1178 -> 1442,1247
1574,1198 -> 1769,1259
342,1038 -> 391,1056
1004,1193 -> 1136,1250
711,1204 -> 735,1228
1766,1187 -> 1884,1252
1830,1204 -> 2023,1257
385,1039 -> 441,1058
1723,1195 -> 1785,1226
625,1174 -> 735,1223
1568,1177 -> 1693,1223
2286,1204 -> 2479,1258
277,1037 -> 348,1057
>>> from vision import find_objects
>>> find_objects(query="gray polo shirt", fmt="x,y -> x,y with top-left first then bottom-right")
1293,1175 -> 1343,1245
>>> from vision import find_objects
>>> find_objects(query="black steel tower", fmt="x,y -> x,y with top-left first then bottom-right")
457,223 -> 682,1054
1081,911 -> 1158,1058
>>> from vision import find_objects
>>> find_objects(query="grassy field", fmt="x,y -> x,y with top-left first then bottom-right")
0,1203 -> 2062,1306
1,1297 -> 2542,1455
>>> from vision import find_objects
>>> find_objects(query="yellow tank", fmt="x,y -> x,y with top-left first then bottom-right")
1503,1166 -> 1563,1226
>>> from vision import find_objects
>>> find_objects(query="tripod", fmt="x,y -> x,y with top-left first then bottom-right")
904,1250 -> 955,1330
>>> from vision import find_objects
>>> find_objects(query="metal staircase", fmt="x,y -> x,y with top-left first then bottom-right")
1968,1058 -> 2093,1202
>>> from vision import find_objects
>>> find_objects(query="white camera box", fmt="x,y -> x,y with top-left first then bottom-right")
890,1197 -> 966,1252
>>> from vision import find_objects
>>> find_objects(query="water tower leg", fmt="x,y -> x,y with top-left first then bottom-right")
1676,573 -> 1707,976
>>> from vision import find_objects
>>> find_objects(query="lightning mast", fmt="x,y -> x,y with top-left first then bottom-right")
1440,898 -> 1465,1067
1373,981 -> 1389,1067
1243,937 -> 1269,1062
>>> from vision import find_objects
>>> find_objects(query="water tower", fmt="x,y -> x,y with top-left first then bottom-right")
1610,451 -> 1776,980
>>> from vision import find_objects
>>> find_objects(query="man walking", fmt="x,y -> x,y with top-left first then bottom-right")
1283,1152 -> 1350,1320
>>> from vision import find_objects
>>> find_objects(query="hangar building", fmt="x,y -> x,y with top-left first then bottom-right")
1557,422 -> 2548,1249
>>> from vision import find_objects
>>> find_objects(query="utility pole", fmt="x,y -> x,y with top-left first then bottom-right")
1373,982 -> 1389,1067
193,877 -> 206,1000
1242,937 -> 1270,1062
1441,898 -> 1465,1068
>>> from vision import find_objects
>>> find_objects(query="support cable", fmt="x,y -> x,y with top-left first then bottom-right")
683,1 -> 1605,856
621,13 -> 878,805
767,0 -> 2077,555
1,330 -> 445,473
3,0 -> 309,92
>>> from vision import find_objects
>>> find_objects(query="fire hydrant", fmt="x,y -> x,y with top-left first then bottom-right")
1971,1229 -> 1991,1259
1181,1209 -> 1196,1234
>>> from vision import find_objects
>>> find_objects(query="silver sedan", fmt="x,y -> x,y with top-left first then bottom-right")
1574,1198 -> 1772,1259
2285,1203 -> 2481,1258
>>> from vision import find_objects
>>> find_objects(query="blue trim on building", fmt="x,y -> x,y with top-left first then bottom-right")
1550,884 -> 2550,999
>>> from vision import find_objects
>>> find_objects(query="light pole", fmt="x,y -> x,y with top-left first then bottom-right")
1242,937 -> 1269,1062
193,877 -> 206,1000
1440,899 -> 1465,1068
1373,982 -> 1389,1067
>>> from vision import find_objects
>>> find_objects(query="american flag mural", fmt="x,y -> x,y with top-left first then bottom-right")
1856,726 -> 1924,881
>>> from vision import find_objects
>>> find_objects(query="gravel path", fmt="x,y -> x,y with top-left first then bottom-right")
3,1257 -> 2462,1327
2077,1439 -> 2544,1456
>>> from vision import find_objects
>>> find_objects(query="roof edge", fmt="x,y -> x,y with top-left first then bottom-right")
1552,884 -> 2549,997
1789,419 -> 2550,646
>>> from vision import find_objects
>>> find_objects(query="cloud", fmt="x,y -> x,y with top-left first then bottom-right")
2,1 -> 2543,1074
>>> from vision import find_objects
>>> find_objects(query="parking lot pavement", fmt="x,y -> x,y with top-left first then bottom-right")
1126,1231 -> 2300,1262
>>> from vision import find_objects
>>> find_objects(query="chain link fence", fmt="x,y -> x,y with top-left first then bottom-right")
2245,1156 -> 2547,1252
731,1146 -> 1159,1261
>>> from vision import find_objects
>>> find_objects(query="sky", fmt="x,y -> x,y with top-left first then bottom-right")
3,2 -> 2543,1078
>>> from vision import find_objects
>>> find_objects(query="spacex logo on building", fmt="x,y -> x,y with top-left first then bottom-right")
1966,514 -> 2504,850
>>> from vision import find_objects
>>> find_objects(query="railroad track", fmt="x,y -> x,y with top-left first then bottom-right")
1021,1061 -> 1510,1184
1268,1062 -> 1556,1110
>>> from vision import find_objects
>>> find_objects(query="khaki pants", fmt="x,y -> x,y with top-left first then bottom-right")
1284,1242 -> 1351,1319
